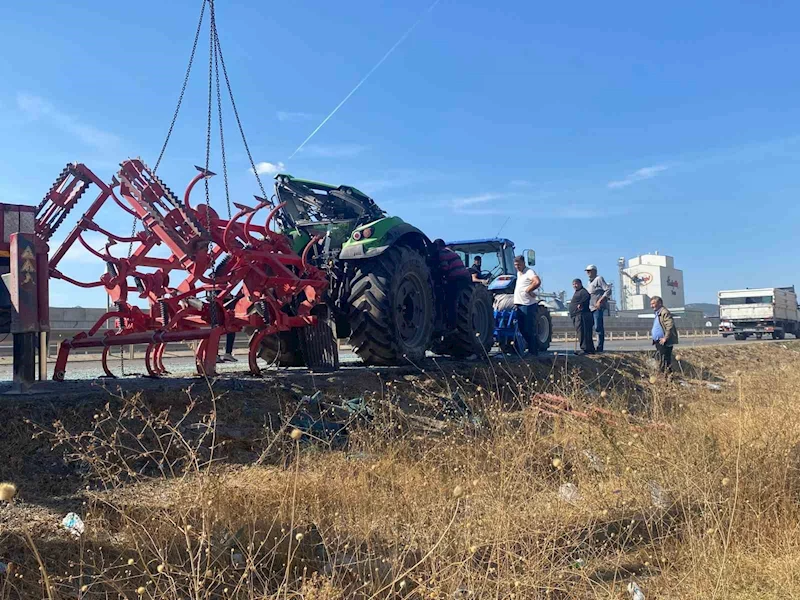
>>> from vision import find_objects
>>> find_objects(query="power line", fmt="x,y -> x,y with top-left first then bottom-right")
288,0 -> 442,160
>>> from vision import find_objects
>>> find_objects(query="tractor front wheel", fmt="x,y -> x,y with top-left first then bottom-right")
347,245 -> 435,365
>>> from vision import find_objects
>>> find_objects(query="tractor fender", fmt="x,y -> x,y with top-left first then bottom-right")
339,223 -> 429,259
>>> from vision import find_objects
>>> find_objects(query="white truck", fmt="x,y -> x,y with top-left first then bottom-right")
718,287 -> 800,340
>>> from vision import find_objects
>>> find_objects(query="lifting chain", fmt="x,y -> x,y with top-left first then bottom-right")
120,0 -> 207,377
205,0 -> 218,329
119,0 -> 268,372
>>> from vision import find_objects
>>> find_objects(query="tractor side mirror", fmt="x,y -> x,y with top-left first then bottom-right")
525,249 -> 535,266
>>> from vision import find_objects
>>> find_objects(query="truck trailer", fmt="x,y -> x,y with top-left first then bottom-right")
718,287 -> 800,340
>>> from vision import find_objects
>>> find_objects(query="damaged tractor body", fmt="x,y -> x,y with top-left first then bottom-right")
271,174 -> 494,365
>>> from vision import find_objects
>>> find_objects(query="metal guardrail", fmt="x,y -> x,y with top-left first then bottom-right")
548,329 -> 718,344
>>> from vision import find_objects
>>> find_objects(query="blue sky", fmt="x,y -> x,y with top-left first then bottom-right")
1,0 -> 799,307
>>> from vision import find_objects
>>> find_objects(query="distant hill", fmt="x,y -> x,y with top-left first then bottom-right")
686,302 -> 719,317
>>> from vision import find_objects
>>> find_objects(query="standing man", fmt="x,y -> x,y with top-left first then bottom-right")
433,239 -> 471,282
433,239 -> 472,327
469,256 -> 488,285
650,296 -> 678,375
513,255 -> 541,356
569,278 -> 595,355
585,264 -> 612,353
218,332 -> 237,363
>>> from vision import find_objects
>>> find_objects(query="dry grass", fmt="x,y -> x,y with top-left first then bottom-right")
2,343 -> 800,599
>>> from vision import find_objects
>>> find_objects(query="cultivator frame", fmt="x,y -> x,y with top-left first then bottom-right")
38,159 -> 335,381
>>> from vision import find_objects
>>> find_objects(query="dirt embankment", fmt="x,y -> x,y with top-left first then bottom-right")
0,344 -> 793,504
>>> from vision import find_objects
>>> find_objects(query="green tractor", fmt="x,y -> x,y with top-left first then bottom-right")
262,174 -> 494,366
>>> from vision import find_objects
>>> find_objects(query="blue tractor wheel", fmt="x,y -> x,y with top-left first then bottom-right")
494,305 -> 551,354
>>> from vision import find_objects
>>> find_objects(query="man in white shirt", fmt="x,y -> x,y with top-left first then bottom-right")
513,255 -> 541,356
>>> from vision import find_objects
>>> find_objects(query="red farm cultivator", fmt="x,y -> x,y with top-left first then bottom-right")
10,0 -> 340,382
38,159 -> 337,381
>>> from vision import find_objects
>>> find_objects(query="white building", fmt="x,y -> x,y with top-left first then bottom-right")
619,252 -> 685,310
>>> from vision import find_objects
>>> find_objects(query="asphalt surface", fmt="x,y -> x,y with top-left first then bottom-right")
0,335 -> 784,383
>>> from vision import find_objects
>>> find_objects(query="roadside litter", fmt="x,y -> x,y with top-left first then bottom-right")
558,483 -> 582,504
647,480 -> 672,510
62,512 -> 85,537
437,389 -> 482,426
583,449 -> 606,473
288,392 -> 373,447
572,558 -> 586,569
627,581 -> 645,599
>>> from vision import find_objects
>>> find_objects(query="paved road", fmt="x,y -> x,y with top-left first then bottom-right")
1,335 -> 787,382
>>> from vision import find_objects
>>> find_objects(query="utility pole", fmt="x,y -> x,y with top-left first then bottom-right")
617,257 -> 626,312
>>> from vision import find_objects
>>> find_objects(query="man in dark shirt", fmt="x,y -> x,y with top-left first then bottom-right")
569,278 -> 595,355
469,256 -> 488,285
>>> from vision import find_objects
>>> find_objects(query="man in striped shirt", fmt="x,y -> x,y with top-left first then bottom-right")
433,239 -> 471,282
433,239 -> 471,329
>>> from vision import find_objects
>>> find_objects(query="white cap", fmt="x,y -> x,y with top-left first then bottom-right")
585,264 -> 597,272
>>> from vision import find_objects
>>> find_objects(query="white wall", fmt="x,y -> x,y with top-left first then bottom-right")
627,294 -> 651,311
623,254 -> 685,309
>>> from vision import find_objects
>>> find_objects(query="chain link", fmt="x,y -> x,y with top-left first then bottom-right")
119,0 -> 259,368
205,0 -> 218,329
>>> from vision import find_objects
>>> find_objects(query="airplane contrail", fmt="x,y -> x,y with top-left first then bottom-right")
288,0 -> 442,160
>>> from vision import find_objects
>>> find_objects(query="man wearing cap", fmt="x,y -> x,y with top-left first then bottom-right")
585,264 -> 612,353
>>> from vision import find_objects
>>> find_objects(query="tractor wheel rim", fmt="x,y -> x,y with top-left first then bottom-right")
395,274 -> 426,346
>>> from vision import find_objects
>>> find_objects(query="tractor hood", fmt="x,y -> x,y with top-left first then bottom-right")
488,273 -> 517,295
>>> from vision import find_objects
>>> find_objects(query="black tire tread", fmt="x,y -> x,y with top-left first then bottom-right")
347,245 -> 434,365
432,283 -> 494,358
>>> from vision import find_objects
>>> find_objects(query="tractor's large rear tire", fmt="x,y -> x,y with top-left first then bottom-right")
347,245 -> 435,365
432,282 -> 494,359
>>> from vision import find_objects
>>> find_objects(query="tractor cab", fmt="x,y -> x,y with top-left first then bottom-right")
447,238 -> 535,284
273,174 -> 386,258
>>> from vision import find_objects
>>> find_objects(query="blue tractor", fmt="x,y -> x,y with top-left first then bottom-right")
447,238 -> 553,354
